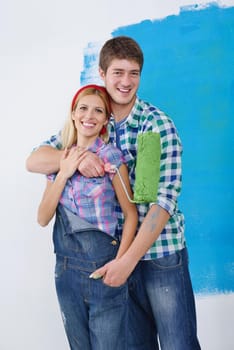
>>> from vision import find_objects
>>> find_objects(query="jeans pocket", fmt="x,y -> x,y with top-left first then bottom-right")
99,279 -> 128,304
150,250 -> 182,270
101,279 -> 128,290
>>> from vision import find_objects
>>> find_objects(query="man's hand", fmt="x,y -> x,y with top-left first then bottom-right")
78,151 -> 105,177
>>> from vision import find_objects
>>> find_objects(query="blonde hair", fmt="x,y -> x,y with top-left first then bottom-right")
61,85 -> 111,149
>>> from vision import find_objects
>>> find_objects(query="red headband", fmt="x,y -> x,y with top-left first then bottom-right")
71,84 -> 110,111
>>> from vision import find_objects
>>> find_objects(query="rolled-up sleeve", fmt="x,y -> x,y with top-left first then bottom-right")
33,132 -> 62,151
154,119 -> 183,216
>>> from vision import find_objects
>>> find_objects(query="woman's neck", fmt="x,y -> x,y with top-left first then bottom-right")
76,135 -> 98,149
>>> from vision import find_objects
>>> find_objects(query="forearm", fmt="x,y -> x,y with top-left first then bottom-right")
37,173 -> 67,226
120,204 -> 170,269
26,146 -> 62,174
116,209 -> 138,259
89,202 -> 170,287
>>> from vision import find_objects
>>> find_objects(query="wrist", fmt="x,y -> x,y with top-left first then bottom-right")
120,253 -> 138,272
56,171 -> 69,182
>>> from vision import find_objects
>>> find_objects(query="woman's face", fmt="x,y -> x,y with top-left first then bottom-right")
72,94 -> 108,143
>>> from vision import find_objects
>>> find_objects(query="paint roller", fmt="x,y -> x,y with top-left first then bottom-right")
106,131 -> 161,203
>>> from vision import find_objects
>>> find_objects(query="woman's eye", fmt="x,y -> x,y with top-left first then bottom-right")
96,108 -> 104,113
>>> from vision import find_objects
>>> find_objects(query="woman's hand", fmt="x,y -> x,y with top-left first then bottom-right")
59,147 -> 86,179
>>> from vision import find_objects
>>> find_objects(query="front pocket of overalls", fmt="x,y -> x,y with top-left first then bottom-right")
64,230 -> 119,262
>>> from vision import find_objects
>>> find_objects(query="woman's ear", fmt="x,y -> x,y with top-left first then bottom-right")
71,111 -> 75,120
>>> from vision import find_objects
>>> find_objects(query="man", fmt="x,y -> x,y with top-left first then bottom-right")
26,36 -> 200,350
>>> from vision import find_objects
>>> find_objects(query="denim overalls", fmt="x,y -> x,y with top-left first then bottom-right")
53,204 -> 128,350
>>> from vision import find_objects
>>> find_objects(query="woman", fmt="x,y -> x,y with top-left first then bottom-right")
37,84 -> 138,350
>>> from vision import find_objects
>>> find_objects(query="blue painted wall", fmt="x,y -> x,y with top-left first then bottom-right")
82,4 -> 234,294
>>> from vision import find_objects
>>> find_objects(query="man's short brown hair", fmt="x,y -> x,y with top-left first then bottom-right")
99,36 -> 144,73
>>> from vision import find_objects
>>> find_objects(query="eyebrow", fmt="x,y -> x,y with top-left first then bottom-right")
79,103 -> 105,110
112,68 -> 140,73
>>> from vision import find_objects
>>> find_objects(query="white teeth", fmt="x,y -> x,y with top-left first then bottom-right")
119,88 -> 130,93
83,122 -> 95,127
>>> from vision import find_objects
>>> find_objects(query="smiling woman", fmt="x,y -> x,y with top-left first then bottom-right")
61,85 -> 112,149
36,84 -> 140,349
72,93 -> 109,147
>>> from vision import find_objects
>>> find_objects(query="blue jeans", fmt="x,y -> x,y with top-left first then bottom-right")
53,205 -> 158,350
129,248 -> 201,350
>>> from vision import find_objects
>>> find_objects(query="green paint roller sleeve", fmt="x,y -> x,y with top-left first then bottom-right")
133,131 -> 161,203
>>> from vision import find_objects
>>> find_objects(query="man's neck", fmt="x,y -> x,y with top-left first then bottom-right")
111,98 -> 136,122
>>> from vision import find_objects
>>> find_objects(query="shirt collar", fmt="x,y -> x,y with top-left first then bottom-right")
109,96 -> 141,129
88,137 -> 106,153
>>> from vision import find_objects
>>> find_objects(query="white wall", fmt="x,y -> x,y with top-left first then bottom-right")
1,0 -> 234,349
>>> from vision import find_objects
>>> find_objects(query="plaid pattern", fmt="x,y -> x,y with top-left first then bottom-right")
40,97 -> 185,259
47,138 -> 124,237
108,97 -> 186,259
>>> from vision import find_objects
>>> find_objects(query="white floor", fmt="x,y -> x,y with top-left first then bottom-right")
196,293 -> 234,350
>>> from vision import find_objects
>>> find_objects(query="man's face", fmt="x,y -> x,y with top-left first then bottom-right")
99,58 -> 141,111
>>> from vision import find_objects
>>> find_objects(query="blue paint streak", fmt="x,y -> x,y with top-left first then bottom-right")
81,4 -> 234,294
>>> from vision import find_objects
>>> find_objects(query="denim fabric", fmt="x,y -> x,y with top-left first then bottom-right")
130,248 -> 201,350
53,204 -> 158,350
55,255 -> 128,350
52,204 -> 120,259
128,263 -> 159,350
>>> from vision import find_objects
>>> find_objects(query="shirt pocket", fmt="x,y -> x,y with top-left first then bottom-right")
83,177 -> 109,199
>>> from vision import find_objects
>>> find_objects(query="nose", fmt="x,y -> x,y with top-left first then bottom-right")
121,73 -> 132,87
85,108 -> 94,118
